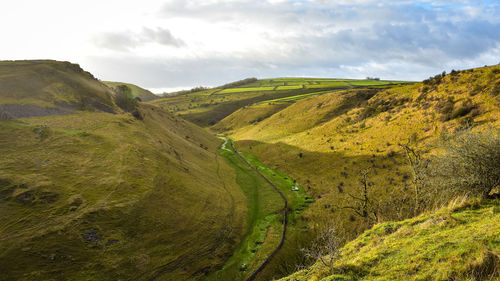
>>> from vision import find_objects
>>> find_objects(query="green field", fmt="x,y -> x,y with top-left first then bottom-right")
219,87 -> 276,94
275,85 -> 304,90
152,77 -> 412,127
262,90 -> 331,103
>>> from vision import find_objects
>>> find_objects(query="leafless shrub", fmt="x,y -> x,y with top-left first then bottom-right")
342,169 -> 379,224
301,223 -> 342,270
423,128 -> 500,199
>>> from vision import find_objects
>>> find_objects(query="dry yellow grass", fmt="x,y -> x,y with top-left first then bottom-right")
221,65 -> 500,237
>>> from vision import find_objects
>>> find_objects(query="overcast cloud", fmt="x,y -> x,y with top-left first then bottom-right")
1,0 -> 499,93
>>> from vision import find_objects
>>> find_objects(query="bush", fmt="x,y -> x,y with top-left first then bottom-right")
115,85 -> 138,112
436,97 -> 454,115
436,97 -> 454,121
216,78 -> 258,89
490,82 -> 500,97
450,100 -> 476,119
470,84 -> 484,96
424,129 -> 500,198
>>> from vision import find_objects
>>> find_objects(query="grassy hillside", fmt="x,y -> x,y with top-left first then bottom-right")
150,78 -> 410,127
280,197 -> 500,281
3,59 -> 499,280
214,65 -> 500,270
0,60 -> 117,118
103,81 -> 158,102
0,104 -> 250,280
0,61 -> 255,280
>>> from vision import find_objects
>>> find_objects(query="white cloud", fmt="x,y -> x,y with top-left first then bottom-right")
94,27 -> 184,52
0,0 -> 499,91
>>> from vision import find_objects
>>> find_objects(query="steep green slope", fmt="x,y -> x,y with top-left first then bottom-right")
213,102 -> 291,132
280,198 -> 500,281
0,60 -> 117,118
0,105 -> 248,281
0,61 -> 249,280
214,88 -> 381,138
103,81 -> 158,102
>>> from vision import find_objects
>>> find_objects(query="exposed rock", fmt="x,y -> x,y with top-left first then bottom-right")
106,239 -> 119,246
81,229 -> 102,244
0,104 -> 74,119
15,191 -> 35,204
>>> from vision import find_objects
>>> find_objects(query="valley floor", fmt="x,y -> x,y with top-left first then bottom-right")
205,137 -> 311,281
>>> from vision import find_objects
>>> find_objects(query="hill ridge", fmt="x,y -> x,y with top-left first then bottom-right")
0,60 -> 117,119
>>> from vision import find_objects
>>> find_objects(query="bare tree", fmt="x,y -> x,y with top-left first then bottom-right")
342,169 -> 379,224
425,128 -> 500,199
301,223 -> 342,269
400,140 -> 428,214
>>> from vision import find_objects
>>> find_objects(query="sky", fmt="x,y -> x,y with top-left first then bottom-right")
1,0 -> 500,93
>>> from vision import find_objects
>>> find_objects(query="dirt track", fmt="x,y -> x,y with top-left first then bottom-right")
229,140 -> 288,281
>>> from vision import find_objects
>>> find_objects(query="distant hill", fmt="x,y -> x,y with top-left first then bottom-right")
0,60 -> 117,119
103,81 -> 158,102
151,77 -> 411,127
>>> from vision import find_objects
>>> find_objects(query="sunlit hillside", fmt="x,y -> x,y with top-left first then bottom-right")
216,65 -> 500,239
1,60 -> 499,281
280,197 -> 500,281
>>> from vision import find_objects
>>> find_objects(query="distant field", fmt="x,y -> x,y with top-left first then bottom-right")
275,85 -> 303,90
218,79 -> 406,92
305,82 -> 351,89
150,77 -> 413,127
263,90 -> 331,103
348,80 -> 407,85
243,78 -> 356,87
219,87 -> 276,93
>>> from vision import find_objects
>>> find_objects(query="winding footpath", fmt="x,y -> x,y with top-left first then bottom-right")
228,140 -> 288,281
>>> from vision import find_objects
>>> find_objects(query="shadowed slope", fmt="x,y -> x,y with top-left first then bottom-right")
0,62 -> 248,280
